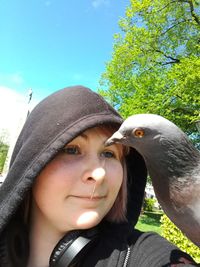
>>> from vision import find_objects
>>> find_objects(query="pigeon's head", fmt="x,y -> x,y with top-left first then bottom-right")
105,114 -> 183,155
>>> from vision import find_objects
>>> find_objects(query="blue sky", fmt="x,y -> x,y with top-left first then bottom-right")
0,0 -> 130,140
0,0 -> 129,102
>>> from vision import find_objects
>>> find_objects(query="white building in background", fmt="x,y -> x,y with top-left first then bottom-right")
0,87 -> 34,177
145,183 -> 160,209
2,108 -> 27,174
145,183 -> 155,199
0,173 -> 5,186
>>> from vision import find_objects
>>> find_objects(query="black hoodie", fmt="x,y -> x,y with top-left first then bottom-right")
0,86 -> 196,267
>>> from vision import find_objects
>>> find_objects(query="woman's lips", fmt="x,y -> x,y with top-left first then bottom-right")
78,196 -> 105,199
70,195 -> 106,200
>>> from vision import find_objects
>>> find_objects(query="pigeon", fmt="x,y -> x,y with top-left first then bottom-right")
106,114 -> 200,247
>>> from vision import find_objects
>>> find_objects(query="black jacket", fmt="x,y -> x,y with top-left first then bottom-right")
0,86 -> 197,266
80,222 -> 195,267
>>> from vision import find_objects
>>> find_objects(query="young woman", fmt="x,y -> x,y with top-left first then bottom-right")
0,86 -> 197,267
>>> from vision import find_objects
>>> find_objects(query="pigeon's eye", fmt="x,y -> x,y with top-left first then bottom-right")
133,128 -> 145,138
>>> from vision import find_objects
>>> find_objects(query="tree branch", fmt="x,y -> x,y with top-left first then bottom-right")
155,50 -> 180,64
162,61 -> 180,65
161,19 -> 189,35
157,1 -> 178,12
188,0 -> 200,25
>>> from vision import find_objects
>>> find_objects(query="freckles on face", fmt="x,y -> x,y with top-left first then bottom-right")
31,127 -> 124,234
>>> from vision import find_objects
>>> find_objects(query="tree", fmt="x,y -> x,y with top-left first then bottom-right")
99,0 -> 200,137
0,130 -> 9,173
161,214 -> 200,262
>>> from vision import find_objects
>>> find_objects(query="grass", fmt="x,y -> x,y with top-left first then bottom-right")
135,210 -> 163,234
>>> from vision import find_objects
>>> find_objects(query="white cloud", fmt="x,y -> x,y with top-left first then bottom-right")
0,86 -> 37,144
0,86 -> 40,173
0,72 -> 24,87
92,0 -> 110,8
9,73 -> 24,85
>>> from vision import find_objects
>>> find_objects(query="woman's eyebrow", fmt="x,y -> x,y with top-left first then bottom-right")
79,133 -> 88,140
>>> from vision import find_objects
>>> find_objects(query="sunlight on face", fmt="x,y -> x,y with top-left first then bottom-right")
31,127 -> 124,236
91,168 -> 106,181
76,211 -> 99,226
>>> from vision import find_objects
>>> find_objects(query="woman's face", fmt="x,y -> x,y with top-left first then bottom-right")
31,127 -> 124,235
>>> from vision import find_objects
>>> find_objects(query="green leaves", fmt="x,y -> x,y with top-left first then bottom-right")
99,0 -> 200,140
161,214 -> 200,263
0,130 -> 9,173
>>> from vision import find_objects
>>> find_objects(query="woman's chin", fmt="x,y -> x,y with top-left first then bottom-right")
76,211 -> 102,228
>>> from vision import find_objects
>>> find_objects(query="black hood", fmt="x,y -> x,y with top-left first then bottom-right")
0,86 -> 147,233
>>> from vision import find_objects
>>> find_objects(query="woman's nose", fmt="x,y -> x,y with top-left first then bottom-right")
82,157 -> 106,184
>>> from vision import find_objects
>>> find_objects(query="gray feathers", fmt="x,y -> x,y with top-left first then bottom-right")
106,114 -> 200,247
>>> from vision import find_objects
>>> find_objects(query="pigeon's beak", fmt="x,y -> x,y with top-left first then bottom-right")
105,131 -> 124,146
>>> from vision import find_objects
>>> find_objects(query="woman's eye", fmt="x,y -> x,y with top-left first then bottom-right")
62,146 -> 80,155
101,150 -> 116,159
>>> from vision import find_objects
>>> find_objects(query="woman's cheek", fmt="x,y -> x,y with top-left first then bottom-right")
108,160 -> 123,184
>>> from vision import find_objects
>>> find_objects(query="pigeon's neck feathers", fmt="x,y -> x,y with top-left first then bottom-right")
145,132 -> 199,180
